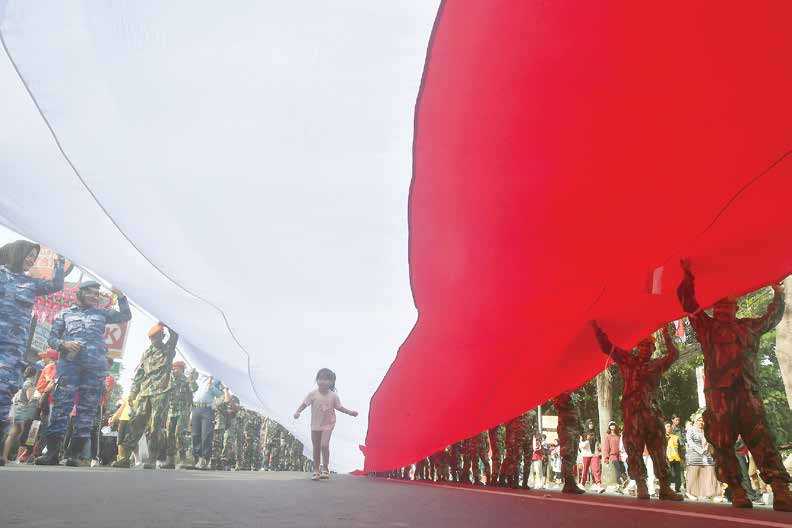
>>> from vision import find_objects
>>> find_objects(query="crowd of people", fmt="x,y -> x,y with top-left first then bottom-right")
381,260 -> 792,513
2,239 -> 792,514
0,240 -> 311,473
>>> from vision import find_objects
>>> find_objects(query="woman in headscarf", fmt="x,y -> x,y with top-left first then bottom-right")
0,241 -> 66,465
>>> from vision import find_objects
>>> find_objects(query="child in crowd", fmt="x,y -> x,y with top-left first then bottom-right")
294,368 -> 358,480
1,366 -> 39,464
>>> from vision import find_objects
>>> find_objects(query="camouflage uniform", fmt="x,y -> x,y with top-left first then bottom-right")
119,329 -> 179,465
488,425 -> 505,486
48,293 -> 131,440
0,254 -> 64,424
414,457 -> 429,481
236,409 -> 262,470
264,421 -> 283,470
212,399 -> 238,469
166,370 -> 198,461
290,438 -> 303,471
552,392 -> 581,489
500,414 -> 528,488
430,449 -> 448,482
678,273 -> 792,493
462,432 -> 491,485
447,442 -> 463,482
594,323 -> 678,495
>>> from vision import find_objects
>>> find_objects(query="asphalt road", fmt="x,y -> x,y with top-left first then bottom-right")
1,466 -> 790,528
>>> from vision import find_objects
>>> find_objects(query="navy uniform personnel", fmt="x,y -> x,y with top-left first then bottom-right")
0,241 -> 65,461
37,281 -> 131,466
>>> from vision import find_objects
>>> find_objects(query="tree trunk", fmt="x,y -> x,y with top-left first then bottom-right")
774,275 -> 792,410
695,365 -> 706,409
595,368 -> 614,447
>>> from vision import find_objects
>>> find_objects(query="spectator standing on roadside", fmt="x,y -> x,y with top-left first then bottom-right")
665,422 -> 684,493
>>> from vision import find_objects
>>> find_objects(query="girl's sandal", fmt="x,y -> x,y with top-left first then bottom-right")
311,472 -> 321,481
320,469 -> 330,480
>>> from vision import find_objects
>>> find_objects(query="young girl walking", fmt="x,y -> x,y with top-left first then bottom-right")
294,368 -> 357,480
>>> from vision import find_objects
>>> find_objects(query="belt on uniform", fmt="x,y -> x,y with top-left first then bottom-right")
193,402 -> 213,408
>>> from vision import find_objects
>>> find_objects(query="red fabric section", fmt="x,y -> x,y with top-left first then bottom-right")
363,1 -> 792,472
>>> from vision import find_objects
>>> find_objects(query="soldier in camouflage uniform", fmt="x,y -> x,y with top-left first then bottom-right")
0,242 -> 65,466
112,323 -> 178,469
212,394 -> 240,470
415,457 -> 429,481
430,448 -> 448,482
552,391 -> 584,494
38,281 -> 131,466
162,362 -> 198,469
462,432 -> 491,485
235,408 -> 262,470
447,441 -> 463,482
500,413 -> 529,488
678,261 -> 792,511
264,421 -> 283,470
488,424 -> 505,486
592,321 -> 682,501
290,438 -> 304,471
259,416 -> 272,469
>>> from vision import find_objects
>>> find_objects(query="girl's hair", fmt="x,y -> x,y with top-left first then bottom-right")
608,422 -> 621,435
23,366 -> 37,379
316,368 -> 336,391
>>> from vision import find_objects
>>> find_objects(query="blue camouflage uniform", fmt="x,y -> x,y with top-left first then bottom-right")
0,259 -> 64,421
47,292 -> 131,439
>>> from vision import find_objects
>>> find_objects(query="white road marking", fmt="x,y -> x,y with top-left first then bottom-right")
380,479 -> 792,528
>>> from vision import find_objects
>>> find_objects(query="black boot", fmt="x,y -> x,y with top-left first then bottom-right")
34,436 -> 63,465
65,437 -> 86,467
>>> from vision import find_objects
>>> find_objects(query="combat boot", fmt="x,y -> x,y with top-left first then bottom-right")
177,453 -> 192,470
64,437 -> 86,467
160,454 -> 176,469
658,482 -> 684,501
771,481 -> 792,512
636,480 -> 650,499
562,480 -> 585,495
729,486 -> 752,508
111,445 -> 132,468
34,436 -> 63,466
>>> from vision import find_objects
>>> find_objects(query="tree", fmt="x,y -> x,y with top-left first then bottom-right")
595,367 -> 615,446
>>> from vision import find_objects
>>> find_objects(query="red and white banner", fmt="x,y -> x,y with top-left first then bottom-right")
2,2 -> 791,472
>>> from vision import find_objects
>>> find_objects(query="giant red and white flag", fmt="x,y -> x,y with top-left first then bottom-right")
2,2 -> 792,472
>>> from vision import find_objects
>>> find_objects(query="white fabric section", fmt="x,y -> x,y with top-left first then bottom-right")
0,1 -> 439,471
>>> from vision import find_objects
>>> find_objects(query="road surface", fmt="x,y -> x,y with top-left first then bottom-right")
0,466 -> 790,527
